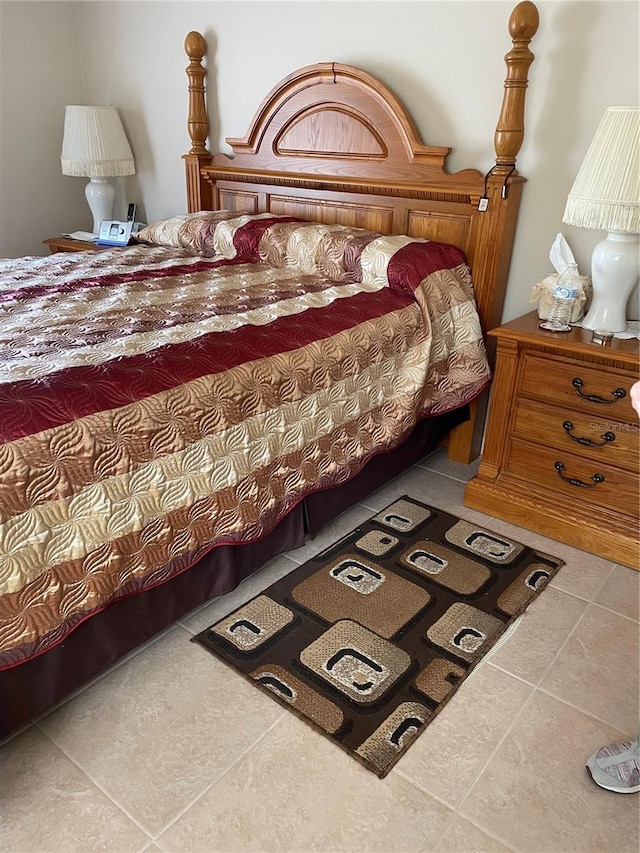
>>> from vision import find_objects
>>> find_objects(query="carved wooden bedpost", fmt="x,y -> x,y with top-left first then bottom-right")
446,1 -> 538,464
466,1 -> 539,340
494,0 -> 540,168
183,31 -> 212,212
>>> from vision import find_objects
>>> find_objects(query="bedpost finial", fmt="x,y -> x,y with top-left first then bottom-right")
509,1 -> 539,41
185,31 -> 206,60
493,1 -> 539,168
184,30 -> 210,159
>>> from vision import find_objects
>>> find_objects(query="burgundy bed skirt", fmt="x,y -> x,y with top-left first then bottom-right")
0,408 -> 466,740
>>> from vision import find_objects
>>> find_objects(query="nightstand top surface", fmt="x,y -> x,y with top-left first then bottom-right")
491,311 -> 639,363
43,236 -> 101,252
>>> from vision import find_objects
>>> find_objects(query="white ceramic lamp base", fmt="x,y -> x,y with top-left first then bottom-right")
582,232 -> 639,334
85,177 -> 116,234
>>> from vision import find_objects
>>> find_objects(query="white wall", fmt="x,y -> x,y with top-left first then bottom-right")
1,1 -> 638,322
0,1 -> 86,257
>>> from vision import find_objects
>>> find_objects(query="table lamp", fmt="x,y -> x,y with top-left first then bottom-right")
562,106 -> 640,333
61,105 -> 135,234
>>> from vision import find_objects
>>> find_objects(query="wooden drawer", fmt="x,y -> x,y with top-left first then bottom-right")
519,354 -> 637,422
467,312 -> 640,568
512,397 -> 640,471
506,438 -> 640,515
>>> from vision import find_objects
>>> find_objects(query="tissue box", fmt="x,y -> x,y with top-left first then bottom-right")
530,273 -> 592,322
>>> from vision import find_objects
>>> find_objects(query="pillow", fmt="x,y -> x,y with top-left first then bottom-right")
136,211 -> 296,257
380,239 -> 468,295
258,221 -> 382,279
137,211 -> 382,277
136,211 -> 233,255
350,235 -> 419,287
137,211 -> 467,294
212,213 -> 299,260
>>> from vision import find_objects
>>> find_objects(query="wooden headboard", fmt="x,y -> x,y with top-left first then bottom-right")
182,2 -> 539,461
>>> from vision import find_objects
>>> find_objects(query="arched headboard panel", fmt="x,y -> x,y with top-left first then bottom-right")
274,105 -> 388,158
223,61 -> 459,177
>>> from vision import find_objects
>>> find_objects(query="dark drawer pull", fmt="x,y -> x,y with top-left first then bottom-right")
554,461 -> 605,488
562,421 -> 616,447
572,378 -> 626,405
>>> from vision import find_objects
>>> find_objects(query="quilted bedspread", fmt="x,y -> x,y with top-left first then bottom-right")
0,213 -> 491,668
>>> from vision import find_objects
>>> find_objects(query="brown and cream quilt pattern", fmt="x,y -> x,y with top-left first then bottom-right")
0,213 -> 490,669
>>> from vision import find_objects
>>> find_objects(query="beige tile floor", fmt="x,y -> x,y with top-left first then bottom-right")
2,448 -> 639,853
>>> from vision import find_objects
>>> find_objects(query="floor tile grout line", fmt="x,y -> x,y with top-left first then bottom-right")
34,721 -> 155,848
394,647 -> 633,852
480,659 -> 538,689
390,664 -> 538,851
587,559 -> 618,602
389,767 -> 524,852
486,657 -> 635,736
454,680 -> 539,818
546,552 -> 615,604
357,463 -> 474,504
416,465 -> 477,485
550,581 -> 607,609
478,576 -> 604,700
528,588 -> 640,695
357,495 -> 493,524
454,595 -> 635,822
390,765 -> 457,810
444,811 -> 521,853
150,710 -> 288,843
589,599 -> 640,624
524,599 -> 592,691
389,765 -> 520,852
532,685 -> 638,738
38,700 -> 290,846
389,764 -> 519,853
32,626 -> 288,843
24,625 -> 182,734
459,582 -> 608,690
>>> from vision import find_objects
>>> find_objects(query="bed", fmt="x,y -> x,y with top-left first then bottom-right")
0,1 -> 539,739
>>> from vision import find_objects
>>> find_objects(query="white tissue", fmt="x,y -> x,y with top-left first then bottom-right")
549,232 -> 577,275
530,233 -> 590,322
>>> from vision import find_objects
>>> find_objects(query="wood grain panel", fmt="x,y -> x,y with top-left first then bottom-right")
506,438 -> 639,513
217,189 -> 259,214
277,108 -> 386,157
406,210 -> 471,253
465,477 -> 639,568
519,353 -> 637,422
512,397 -> 639,471
268,195 -> 395,232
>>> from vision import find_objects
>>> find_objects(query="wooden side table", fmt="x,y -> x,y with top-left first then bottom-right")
464,311 -> 640,569
43,237 -> 104,254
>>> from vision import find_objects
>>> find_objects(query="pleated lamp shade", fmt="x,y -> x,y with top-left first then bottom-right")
61,105 -> 135,177
563,106 -> 640,234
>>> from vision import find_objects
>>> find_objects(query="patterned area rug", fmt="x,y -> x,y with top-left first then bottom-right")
194,497 -> 563,777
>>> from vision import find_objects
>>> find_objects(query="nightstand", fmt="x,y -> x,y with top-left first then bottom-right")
43,236 -> 104,254
464,311 -> 640,569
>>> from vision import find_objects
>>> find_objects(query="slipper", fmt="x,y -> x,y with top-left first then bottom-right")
586,737 -> 640,794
